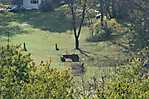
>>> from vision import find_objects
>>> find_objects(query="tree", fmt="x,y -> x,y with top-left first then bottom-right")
65,0 -> 88,49
97,0 -> 112,25
105,0 -> 149,50
11,0 -> 23,7
120,0 -> 149,49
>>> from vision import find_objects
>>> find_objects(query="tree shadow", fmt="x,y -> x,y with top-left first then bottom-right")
78,48 -> 90,57
77,48 -> 98,57
0,13 -> 28,38
0,10 -> 73,39
0,25 -> 28,37
14,10 -> 73,33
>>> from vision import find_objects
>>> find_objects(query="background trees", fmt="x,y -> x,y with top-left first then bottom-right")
86,0 -> 149,50
39,0 -> 65,11
110,0 -> 149,50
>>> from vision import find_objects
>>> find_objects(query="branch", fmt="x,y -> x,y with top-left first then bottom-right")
77,0 -> 87,38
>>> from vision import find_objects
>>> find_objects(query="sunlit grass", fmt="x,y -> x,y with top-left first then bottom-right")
0,11 -> 130,80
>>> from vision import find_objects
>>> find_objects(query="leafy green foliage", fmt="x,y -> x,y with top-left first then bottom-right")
0,45 -> 32,82
105,58 -> 149,98
39,0 -> 63,11
112,0 -> 149,50
87,20 -> 117,42
0,45 -> 31,98
22,66 -> 73,99
0,45 -> 74,99
0,45 -> 148,98
39,0 -> 54,11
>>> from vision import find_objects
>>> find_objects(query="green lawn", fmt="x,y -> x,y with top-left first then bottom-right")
0,10 -> 130,79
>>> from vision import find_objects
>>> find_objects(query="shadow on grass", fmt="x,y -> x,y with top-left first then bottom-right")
0,13 -> 28,38
14,11 -> 73,33
0,25 -> 28,37
0,10 -> 73,38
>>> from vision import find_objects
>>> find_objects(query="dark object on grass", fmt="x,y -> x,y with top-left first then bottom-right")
55,43 -> 59,51
71,63 -> 85,76
23,42 -> 27,51
60,54 -> 80,62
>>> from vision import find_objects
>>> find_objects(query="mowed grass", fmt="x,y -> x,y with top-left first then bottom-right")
0,10 -> 130,79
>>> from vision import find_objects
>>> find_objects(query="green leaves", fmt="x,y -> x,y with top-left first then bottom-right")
0,45 -> 74,99
0,45 -> 149,98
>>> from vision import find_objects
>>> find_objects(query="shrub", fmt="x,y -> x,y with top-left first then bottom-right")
87,26 -> 112,42
0,45 -> 149,98
39,0 -> 54,11
0,45 -> 32,98
39,0 -> 62,12
96,57 -> 149,98
0,45 -> 73,99
0,45 -> 32,82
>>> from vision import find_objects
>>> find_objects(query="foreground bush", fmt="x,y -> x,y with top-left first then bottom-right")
0,45 -> 73,99
0,45 -> 149,99
105,59 -> 149,98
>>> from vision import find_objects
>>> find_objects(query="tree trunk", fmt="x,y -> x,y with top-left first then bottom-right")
100,0 -> 104,26
66,0 -> 87,50
75,36 -> 79,50
111,0 -> 119,18
144,7 -> 149,46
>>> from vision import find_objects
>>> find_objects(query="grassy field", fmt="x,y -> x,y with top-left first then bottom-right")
0,9 -> 131,79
